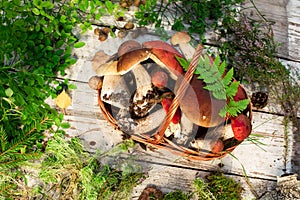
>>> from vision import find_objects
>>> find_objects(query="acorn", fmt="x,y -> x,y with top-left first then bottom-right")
124,21 -> 134,30
118,29 -> 127,38
120,1 -> 129,8
88,76 -> 103,90
133,0 -> 140,7
102,27 -> 111,35
98,32 -> 108,41
94,28 -> 101,36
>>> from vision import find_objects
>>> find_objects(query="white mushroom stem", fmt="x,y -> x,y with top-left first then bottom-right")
164,122 -> 181,138
116,108 -> 166,135
170,32 -> 196,60
131,64 -> 156,117
173,113 -> 194,145
193,126 -> 224,152
133,108 -> 166,134
132,64 -> 152,100
178,43 -> 195,60
101,74 -> 130,108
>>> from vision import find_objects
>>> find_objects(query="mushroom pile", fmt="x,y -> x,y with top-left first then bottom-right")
89,32 -> 252,156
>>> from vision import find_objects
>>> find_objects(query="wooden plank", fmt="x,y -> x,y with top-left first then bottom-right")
243,0 -> 300,61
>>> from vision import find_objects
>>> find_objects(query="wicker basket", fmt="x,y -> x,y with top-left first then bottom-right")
97,45 -> 252,161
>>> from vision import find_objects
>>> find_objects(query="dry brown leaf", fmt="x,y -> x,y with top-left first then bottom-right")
54,89 -> 72,109
91,51 -> 110,72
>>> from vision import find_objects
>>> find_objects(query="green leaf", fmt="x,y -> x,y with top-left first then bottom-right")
5,88 -> 14,97
176,56 -> 189,71
68,84 -> 77,90
74,41 -> 85,48
222,68 -> 233,85
105,1 -> 114,14
60,122 -> 70,129
32,8 -> 40,15
226,81 -> 239,97
40,1 -> 54,9
35,24 -> 40,32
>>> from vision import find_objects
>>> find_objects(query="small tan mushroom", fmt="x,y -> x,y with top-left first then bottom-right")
118,29 -> 128,38
88,76 -> 103,90
171,32 -> 195,60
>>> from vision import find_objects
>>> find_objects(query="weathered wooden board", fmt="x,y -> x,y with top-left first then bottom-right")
243,0 -> 300,61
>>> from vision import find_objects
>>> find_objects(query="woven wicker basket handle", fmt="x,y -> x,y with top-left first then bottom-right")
149,44 -> 203,144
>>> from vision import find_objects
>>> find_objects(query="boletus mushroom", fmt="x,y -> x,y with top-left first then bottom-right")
175,75 -> 226,128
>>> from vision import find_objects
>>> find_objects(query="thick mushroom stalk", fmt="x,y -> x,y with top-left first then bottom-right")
117,107 -> 166,135
171,32 -> 195,60
130,64 -> 158,118
101,74 -> 131,109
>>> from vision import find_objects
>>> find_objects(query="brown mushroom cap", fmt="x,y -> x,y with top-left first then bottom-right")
175,75 -> 225,127
170,31 -> 191,45
117,48 -> 150,74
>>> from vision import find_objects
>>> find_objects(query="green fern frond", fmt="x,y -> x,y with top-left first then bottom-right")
222,67 -> 234,86
176,54 -> 250,117
225,81 -> 240,97
224,99 -> 250,117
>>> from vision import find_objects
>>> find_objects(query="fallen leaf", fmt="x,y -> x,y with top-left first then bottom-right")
54,89 -> 72,109
91,51 -> 111,72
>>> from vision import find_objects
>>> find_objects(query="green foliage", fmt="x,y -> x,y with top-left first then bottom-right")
135,0 -> 244,41
193,178 -> 216,200
31,134 -> 144,199
205,172 -> 243,200
0,0 -> 126,198
163,190 -> 192,200
176,55 -> 249,117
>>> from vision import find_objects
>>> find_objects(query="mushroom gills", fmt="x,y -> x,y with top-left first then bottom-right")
96,60 -> 119,76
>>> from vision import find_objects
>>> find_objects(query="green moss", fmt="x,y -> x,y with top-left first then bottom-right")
206,172 -> 243,200
163,190 -> 192,200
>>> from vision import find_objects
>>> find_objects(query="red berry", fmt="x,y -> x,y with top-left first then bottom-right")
161,97 -> 181,124
233,83 -> 247,102
231,114 -> 252,141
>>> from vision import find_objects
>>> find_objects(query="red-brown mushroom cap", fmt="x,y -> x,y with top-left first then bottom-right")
175,75 -> 226,128
143,40 -> 182,57
143,41 -> 184,78
117,48 -> 151,75
149,48 -> 184,78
